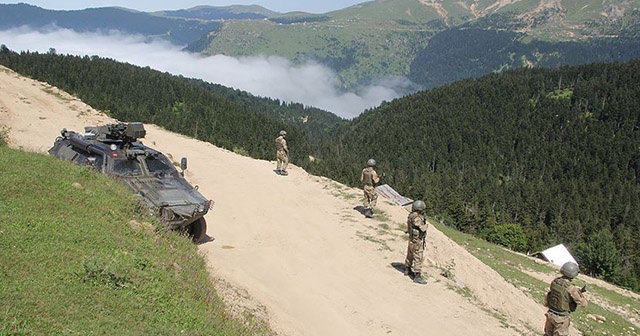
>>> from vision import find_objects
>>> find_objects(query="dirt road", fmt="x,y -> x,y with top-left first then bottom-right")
1,65 -> 546,335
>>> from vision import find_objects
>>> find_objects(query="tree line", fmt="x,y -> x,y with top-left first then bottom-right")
0,46 -> 346,165
409,28 -> 640,90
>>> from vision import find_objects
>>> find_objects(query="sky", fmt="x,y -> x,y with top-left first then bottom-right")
0,27 -> 409,118
0,0 -> 369,14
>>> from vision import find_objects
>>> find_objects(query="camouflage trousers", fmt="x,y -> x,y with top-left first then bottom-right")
363,185 -> 377,209
405,238 -> 425,274
544,311 -> 572,336
276,150 -> 288,171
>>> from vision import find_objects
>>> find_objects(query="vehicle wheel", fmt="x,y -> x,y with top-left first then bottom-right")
187,217 -> 207,243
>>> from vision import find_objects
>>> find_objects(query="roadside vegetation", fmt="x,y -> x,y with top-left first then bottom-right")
0,146 -> 273,335
431,219 -> 640,336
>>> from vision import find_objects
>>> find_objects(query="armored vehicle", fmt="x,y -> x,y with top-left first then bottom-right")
48,122 -> 212,243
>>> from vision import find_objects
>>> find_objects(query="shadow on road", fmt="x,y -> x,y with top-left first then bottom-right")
390,262 -> 408,275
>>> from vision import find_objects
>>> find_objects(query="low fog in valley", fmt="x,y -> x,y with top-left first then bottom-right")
0,27 -> 413,118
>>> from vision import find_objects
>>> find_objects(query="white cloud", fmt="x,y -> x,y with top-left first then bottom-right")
0,27 -> 408,118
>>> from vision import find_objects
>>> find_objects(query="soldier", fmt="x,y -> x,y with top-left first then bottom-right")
275,130 -> 289,175
544,261 -> 588,336
360,158 -> 380,218
404,200 -> 428,284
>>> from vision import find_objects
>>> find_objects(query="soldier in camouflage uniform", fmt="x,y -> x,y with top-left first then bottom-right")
275,130 -> 289,175
404,200 -> 428,284
360,159 -> 380,218
544,261 -> 588,336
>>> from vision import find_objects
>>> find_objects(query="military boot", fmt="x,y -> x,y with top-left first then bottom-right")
413,273 -> 428,285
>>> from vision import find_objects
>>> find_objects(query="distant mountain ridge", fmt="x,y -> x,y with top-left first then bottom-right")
0,3 -> 269,45
198,0 -> 640,88
2,1 -> 640,94
155,5 -> 277,20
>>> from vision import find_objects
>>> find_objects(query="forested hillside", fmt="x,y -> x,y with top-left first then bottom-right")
409,28 -> 640,89
1,46 -> 638,292
0,46 -> 343,165
316,60 -> 640,291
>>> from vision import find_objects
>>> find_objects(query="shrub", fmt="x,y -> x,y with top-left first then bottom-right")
575,229 -> 620,281
481,222 -> 528,252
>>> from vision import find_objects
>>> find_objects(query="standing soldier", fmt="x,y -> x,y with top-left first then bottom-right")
360,158 -> 380,218
404,200 -> 428,284
275,130 -> 289,176
544,261 -> 588,336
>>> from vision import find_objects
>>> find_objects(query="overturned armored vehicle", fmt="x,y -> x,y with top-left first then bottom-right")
48,122 -> 212,243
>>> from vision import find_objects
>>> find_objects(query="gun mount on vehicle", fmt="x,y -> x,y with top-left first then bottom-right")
48,122 -> 212,243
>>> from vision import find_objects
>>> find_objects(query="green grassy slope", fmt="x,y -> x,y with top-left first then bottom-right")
0,146 -> 272,335
200,0 -> 640,89
202,1 -> 440,88
432,219 -> 640,336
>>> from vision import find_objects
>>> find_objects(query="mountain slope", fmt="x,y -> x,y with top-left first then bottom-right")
313,59 -> 640,292
198,0 -> 640,88
0,64 -> 545,335
2,1 -> 640,91
3,64 -> 639,335
409,27 -> 640,89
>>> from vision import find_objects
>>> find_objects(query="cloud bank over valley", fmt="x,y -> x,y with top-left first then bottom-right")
0,27 -> 410,118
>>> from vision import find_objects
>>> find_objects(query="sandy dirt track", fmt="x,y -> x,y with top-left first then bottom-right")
1,65 -> 548,336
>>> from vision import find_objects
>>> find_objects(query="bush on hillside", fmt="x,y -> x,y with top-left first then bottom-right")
481,222 -> 528,252
575,229 -> 620,281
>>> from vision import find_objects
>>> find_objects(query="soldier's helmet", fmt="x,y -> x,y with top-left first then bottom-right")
412,200 -> 426,212
560,261 -> 580,279
367,158 -> 376,166
279,130 -> 287,136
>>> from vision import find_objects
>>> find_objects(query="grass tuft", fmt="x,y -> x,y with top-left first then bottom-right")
0,125 -> 9,146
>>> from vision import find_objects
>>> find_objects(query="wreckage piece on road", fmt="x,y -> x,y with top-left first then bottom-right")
48,122 -> 213,243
